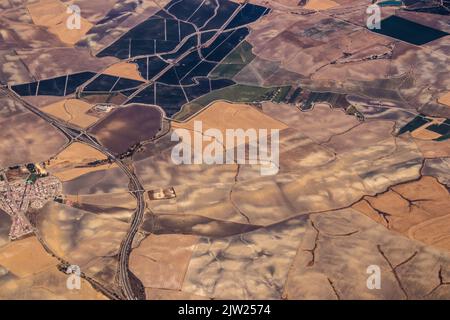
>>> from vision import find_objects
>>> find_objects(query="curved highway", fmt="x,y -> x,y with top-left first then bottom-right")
1,86 -> 145,300
0,0 -> 252,300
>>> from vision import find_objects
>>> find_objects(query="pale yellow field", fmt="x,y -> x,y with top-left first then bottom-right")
27,0 -> 93,45
410,118 -> 446,141
45,142 -> 117,182
0,236 -> 56,278
174,101 -> 288,135
438,92 -> 450,107
415,139 -> 450,158
303,0 -> 339,11
411,128 -> 442,140
41,99 -> 98,129
173,101 -> 288,156
103,62 -> 147,82
130,234 -> 198,291
0,236 -> 107,299
353,176 -> 450,252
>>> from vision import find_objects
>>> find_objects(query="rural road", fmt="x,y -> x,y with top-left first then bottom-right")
1,86 -> 145,300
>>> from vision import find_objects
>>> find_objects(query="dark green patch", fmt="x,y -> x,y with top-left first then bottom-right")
398,115 -> 431,135
174,84 -> 290,121
209,41 -> 256,79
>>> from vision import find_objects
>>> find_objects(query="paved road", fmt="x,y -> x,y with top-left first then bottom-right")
0,0 -> 255,300
1,86 -> 145,300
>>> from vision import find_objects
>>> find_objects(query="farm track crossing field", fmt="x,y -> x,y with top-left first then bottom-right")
2,0 -> 450,301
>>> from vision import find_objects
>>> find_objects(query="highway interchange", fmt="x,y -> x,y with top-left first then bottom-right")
0,0 -> 255,300
0,85 -> 144,300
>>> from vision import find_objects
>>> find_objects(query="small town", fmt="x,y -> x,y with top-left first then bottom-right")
0,164 -> 62,240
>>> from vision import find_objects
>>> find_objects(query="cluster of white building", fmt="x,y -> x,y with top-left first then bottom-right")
0,173 -> 62,240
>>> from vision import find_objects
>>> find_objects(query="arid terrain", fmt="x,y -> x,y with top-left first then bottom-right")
0,0 -> 449,300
